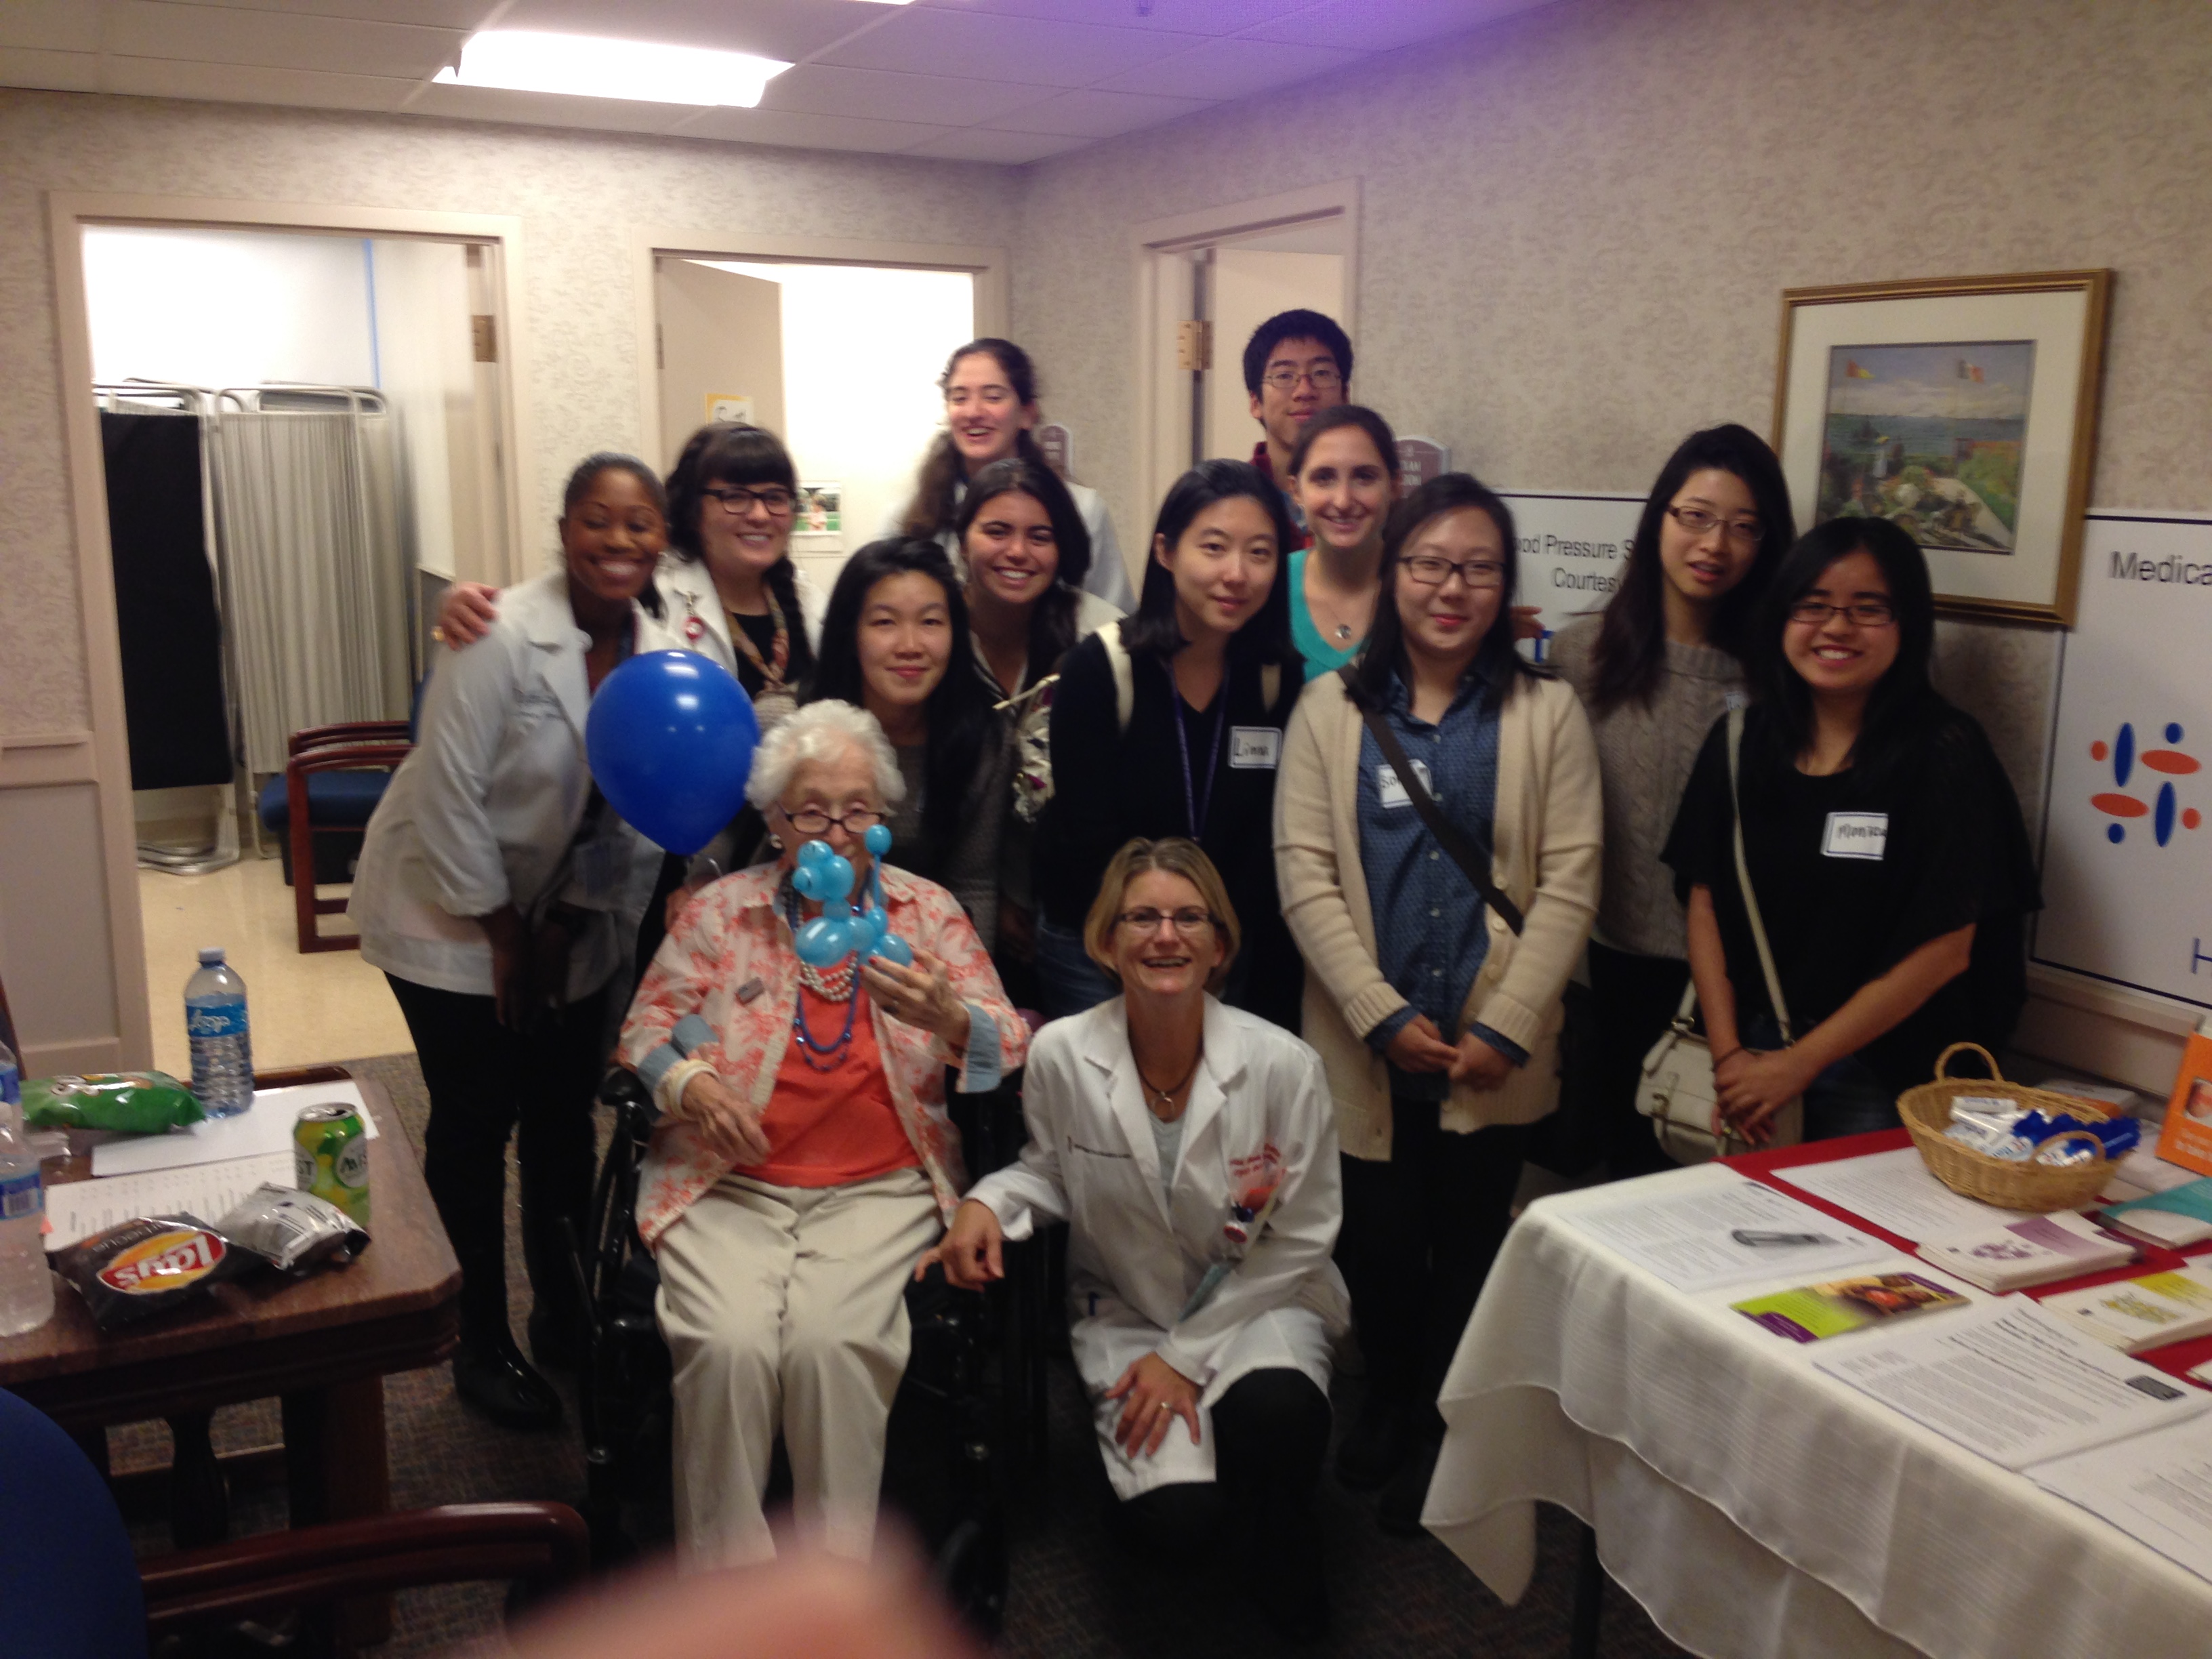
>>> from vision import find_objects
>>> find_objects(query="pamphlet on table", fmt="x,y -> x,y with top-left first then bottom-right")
43,1149 -> 295,1252
1814,1300 -> 2208,1469
1732,1273 -> 1969,1343
2104,1179 -> 2212,1248
2032,1416 -> 2212,1582
2039,1265 -> 2212,1353
1917,1210 -> 2140,1292
1561,1171 -> 1887,1294
1771,1145 -> 2041,1243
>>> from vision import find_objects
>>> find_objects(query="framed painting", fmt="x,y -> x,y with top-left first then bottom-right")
1772,270 -> 2111,625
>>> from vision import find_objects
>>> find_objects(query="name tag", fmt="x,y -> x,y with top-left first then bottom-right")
1822,811 -> 1888,860
1377,758 -> 1435,810
1228,726 -> 1281,769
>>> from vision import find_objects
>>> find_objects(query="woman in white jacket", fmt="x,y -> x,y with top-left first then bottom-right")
928,837 -> 1346,1641
353,453 -> 675,1431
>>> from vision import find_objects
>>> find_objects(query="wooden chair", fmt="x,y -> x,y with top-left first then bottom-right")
260,722 -> 413,954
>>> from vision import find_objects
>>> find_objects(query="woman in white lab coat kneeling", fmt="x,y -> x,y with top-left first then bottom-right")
927,837 -> 1349,1641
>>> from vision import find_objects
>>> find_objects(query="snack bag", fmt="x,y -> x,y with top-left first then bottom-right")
216,1185 -> 369,1273
52,1214 -> 260,1330
23,1072 -> 205,1134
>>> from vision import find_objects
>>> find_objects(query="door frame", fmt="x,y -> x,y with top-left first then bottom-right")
1129,179 -> 1361,522
45,192 -> 531,1069
629,228 -> 1008,470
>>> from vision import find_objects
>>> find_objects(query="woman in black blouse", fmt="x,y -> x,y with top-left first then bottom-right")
1662,517 -> 2040,1142
1034,459 -> 1305,1029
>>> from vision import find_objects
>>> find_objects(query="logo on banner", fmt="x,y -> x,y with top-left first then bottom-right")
2089,722 -> 2203,846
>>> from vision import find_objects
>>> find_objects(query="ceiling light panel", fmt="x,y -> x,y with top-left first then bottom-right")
915,0 -> 1311,31
499,0 -> 897,62
436,29 -> 792,106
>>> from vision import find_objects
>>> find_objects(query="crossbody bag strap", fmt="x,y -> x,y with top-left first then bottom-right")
1726,705 -> 1794,1045
1337,665 -> 1525,936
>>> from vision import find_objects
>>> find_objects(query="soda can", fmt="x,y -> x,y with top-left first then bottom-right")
293,1103 -> 371,1228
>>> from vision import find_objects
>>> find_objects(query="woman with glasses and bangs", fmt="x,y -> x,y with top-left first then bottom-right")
1274,473 -> 1601,1534
1544,424 -> 1796,1178
928,838 -> 1348,1642
1662,516 -> 2039,1147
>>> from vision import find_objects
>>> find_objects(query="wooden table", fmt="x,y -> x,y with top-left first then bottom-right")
0,1067 -> 460,1643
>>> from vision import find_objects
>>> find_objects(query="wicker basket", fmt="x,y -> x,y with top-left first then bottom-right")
1898,1043 -> 2115,1213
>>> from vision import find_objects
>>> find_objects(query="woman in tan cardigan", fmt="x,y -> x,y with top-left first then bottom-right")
1273,473 -> 1601,1533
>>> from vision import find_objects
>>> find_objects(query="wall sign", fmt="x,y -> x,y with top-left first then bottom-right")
1495,490 -> 1644,666
1395,436 -> 1450,491
2034,512 -> 2212,1012
1036,422 -> 1072,476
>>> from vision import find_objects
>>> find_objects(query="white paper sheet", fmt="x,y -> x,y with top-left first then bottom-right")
90,1080 -> 377,1176
1814,1299 -> 2209,1469
1772,1146 -> 2039,1242
2033,1417 -> 2212,1582
1561,1172 -> 1888,1293
45,1151 -> 296,1250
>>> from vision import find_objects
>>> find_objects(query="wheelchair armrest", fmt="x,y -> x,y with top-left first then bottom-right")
598,1065 -> 659,1132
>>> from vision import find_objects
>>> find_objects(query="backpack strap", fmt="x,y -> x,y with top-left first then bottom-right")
1261,661 -> 1282,715
1103,623 -> 1136,737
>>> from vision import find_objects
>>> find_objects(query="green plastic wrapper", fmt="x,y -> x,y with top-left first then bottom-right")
23,1071 -> 206,1133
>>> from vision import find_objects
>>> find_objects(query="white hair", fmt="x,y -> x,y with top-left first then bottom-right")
745,699 -> 905,812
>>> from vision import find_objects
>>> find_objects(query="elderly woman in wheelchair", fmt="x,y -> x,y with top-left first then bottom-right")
617,698 -> 1027,1569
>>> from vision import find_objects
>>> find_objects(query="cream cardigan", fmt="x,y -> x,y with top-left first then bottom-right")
1272,668 -> 1602,1160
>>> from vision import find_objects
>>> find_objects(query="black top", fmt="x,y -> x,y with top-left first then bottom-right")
1662,701 -> 2041,1097
729,610 -> 779,700
1037,629 -> 1305,1030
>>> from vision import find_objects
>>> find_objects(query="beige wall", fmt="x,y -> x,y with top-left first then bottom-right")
0,88 -> 1013,1066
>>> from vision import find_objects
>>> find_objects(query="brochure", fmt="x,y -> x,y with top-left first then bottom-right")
2152,1018 -> 2212,1178
1732,1273 -> 1969,1343
2102,1178 -> 2212,1247
2039,1264 -> 2212,1353
1916,1209 -> 2138,1292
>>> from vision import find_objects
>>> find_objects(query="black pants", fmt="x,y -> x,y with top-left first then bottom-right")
1586,941 -> 1690,1179
1340,1101 -> 1528,1439
385,974 -> 607,1348
1115,1368 -> 1331,1616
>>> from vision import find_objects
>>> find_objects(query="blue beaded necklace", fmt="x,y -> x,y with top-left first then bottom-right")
783,882 -> 861,1071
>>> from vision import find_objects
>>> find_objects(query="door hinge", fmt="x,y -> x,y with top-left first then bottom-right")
1176,319 -> 1212,373
472,314 -> 498,363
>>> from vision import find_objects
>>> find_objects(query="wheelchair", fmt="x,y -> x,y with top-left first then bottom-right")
570,1067 -> 1049,1635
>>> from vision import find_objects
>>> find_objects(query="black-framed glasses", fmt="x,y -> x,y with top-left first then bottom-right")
1401,554 -> 1506,590
1261,364 -> 1343,392
703,485 -> 796,516
1666,504 -> 1763,547
1115,907 -> 1217,935
781,804 -> 884,836
1786,598 -> 1898,628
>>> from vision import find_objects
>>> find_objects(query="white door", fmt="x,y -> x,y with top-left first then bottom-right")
655,259 -> 785,469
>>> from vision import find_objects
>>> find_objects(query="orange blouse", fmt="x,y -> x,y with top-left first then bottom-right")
735,985 -> 922,1187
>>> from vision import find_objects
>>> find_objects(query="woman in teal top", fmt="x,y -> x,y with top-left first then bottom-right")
1284,406 -> 1402,678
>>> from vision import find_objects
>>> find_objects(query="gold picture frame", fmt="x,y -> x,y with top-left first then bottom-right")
1771,270 -> 2111,626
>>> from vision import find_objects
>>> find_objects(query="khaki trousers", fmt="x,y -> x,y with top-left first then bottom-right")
654,1166 -> 939,1570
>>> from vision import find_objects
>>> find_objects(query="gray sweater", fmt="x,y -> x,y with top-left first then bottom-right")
1548,615 -> 1743,961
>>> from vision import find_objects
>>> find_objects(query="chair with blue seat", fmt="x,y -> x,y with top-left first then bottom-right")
0,1385 -> 588,1658
257,697 -> 417,954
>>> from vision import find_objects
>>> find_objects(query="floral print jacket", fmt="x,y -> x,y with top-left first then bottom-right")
619,862 -> 1027,1248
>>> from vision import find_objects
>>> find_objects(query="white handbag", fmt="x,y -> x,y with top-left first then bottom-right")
1637,708 -> 1803,1163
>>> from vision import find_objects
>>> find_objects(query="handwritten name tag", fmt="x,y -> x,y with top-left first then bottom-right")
1822,811 -> 1888,860
1377,758 -> 1435,810
1229,726 -> 1282,769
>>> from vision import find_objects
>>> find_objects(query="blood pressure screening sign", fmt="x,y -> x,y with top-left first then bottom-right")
2036,513 -> 2212,1012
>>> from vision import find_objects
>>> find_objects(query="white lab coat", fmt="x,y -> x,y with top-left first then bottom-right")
655,554 -> 828,682
351,571 -> 672,1000
968,996 -> 1349,1496
878,478 -> 1136,612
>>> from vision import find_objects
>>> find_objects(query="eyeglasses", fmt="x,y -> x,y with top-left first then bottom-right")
1401,554 -> 1506,590
1115,907 -> 1217,935
1666,505 -> 1763,548
703,485 -> 796,516
1786,598 -> 1898,628
1261,365 -> 1343,392
781,805 -> 884,836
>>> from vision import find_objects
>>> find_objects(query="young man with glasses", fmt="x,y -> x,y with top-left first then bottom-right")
1240,310 -> 1354,548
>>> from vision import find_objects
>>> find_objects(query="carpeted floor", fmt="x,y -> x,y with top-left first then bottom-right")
115,1054 -> 1690,1658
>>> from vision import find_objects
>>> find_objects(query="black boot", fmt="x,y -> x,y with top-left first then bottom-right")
453,1329 -> 563,1431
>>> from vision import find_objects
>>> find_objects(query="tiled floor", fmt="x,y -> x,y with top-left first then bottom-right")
137,855 -> 413,1076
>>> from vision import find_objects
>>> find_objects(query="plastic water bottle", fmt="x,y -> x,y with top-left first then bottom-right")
186,947 -> 254,1118
0,1040 -> 54,1336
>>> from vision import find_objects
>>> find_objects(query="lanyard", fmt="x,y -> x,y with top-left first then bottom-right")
1169,657 -> 1230,840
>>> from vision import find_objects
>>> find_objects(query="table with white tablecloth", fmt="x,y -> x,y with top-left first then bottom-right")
1420,1145 -> 2212,1659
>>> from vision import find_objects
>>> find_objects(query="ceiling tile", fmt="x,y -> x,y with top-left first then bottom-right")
0,0 -> 101,53
1245,0 -> 1553,52
819,7 -> 1189,87
1094,33 -> 1365,99
146,0 -> 504,26
499,0 -> 900,63
675,104 -> 958,154
983,85 -> 1212,137
762,62 -> 1047,126
902,125 -> 1092,163
100,55 -> 417,112
409,79 -> 705,134
910,0 -> 1314,34
104,2 -> 465,80
0,46 -> 98,93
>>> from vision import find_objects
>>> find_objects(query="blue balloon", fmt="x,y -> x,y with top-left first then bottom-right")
863,905 -> 890,939
864,823 -> 893,857
795,915 -> 856,966
792,865 -> 821,900
798,839 -> 832,869
584,651 -> 758,857
815,853 -> 855,904
869,931 -> 915,967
